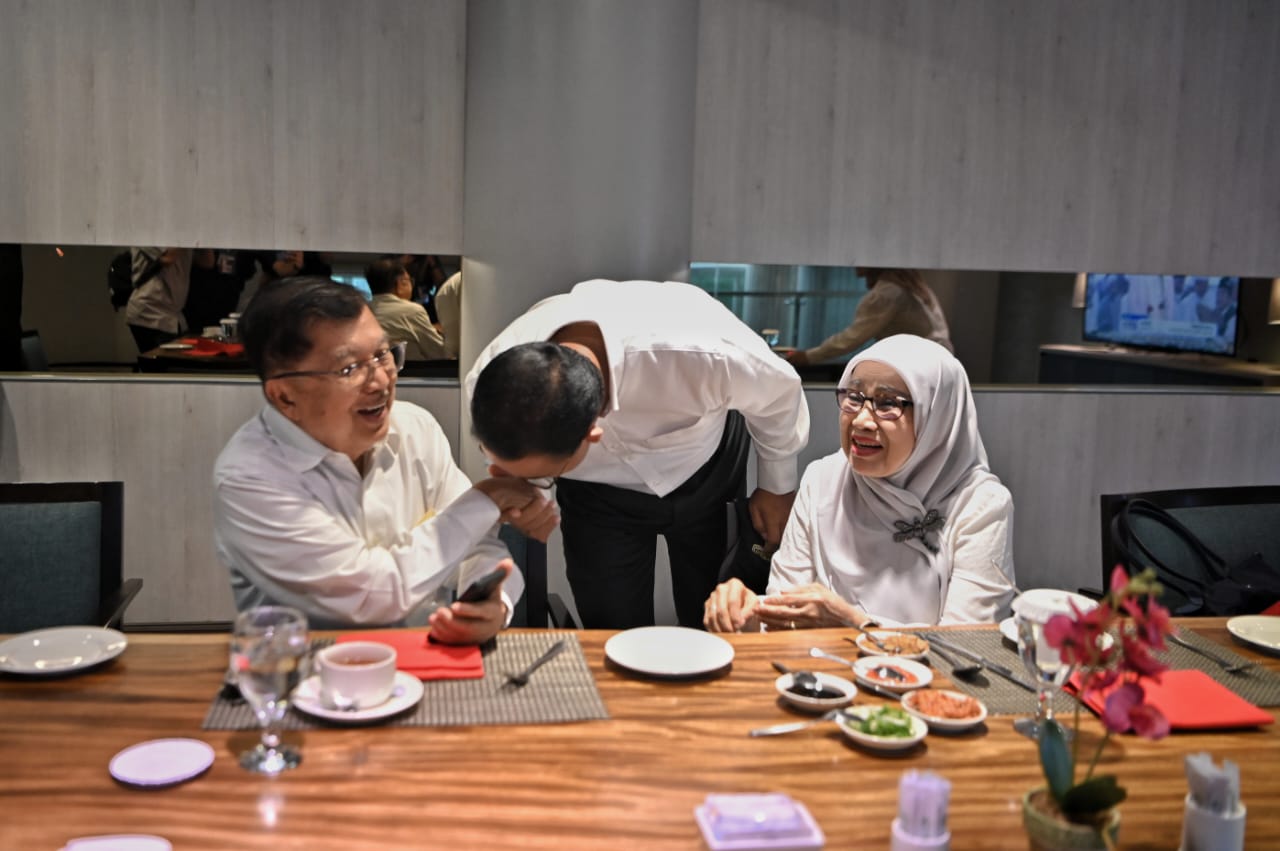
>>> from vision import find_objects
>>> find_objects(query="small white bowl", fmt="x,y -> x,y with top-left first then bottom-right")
901,688 -> 988,732
774,672 -> 857,713
836,705 -> 927,752
853,630 -> 930,660
851,655 -> 933,693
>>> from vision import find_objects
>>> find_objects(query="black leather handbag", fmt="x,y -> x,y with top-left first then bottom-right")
1111,498 -> 1280,616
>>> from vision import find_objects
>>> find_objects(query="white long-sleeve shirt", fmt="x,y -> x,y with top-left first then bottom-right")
213,401 -> 521,629
466,280 -> 810,496
768,452 -> 1016,626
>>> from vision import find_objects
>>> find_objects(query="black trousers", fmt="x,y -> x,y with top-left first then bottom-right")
128,325 -> 178,353
555,413 -> 750,629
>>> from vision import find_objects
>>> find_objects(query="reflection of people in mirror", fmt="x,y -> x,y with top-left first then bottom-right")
434,271 -> 462,358
786,268 -> 951,367
466,279 -> 809,630
705,335 -> 1015,633
125,247 -> 192,352
213,277 -> 557,642
365,258 -> 449,360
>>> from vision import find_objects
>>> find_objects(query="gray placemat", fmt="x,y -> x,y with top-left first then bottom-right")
203,631 -> 608,730
919,629 -> 1280,716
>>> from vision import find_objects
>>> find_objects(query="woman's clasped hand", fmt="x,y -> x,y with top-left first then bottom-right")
702,578 -> 873,633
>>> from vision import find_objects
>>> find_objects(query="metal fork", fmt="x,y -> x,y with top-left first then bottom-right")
503,638 -> 567,687
1168,632 -> 1256,674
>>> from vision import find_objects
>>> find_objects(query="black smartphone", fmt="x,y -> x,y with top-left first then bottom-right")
457,567 -> 507,603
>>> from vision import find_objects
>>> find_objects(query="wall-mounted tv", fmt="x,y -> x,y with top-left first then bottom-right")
1082,274 -> 1240,357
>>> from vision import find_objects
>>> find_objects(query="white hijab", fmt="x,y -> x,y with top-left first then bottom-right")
825,335 -> 997,622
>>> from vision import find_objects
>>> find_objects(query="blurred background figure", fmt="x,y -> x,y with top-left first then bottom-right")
786,268 -> 951,366
125,247 -> 193,352
185,248 -> 255,332
434,270 -> 462,358
366,257 -> 448,360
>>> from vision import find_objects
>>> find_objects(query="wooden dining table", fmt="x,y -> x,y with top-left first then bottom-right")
1,619 -> 1276,849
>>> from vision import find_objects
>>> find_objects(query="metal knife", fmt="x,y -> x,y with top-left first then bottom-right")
924,632 -> 1035,692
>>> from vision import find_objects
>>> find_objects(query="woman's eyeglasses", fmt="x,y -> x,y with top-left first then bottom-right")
835,388 -> 913,421
268,342 -> 407,387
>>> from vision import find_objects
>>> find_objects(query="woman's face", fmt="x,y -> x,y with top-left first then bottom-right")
839,361 -> 916,478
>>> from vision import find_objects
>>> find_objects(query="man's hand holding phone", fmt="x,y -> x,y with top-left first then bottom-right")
428,560 -> 513,645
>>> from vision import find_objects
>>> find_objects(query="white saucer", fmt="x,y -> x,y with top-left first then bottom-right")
851,655 -> 932,693
109,738 -> 214,787
0,626 -> 128,676
1227,615 -> 1280,654
61,836 -> 172,851
292,671 -> 424,723
604,626 -> 734,677
901,688 -> 988,732
836,705 -> 928,752
157,342 -> 193,350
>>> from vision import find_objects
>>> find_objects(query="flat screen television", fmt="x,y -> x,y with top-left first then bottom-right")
1082,274 -> 1241,356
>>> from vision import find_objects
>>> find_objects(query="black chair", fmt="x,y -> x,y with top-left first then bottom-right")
0,482 -> 142,632
19,330 -> 48,371
1098,485 -> 1280,613
498,526 -> 576,628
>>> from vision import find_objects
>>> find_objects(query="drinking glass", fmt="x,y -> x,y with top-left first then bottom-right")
230,605 -> 309,774
1012,614 -> 1074,740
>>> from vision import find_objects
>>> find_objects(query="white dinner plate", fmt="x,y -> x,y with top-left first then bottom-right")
0,626 -> 128,676
109,738 -> 214,787
836,705 -> 927,752
292,671 -> 424,723
604,626 -> 734,677
61,835 -> 172,851
1226,615 -> 1280,654
157,342 -> 193,350
1001,616 -> 1115,652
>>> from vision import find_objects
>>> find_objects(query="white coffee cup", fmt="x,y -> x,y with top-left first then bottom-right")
202,326 -> 221,338
316,641 -> 397,711
219,317 -> 239,342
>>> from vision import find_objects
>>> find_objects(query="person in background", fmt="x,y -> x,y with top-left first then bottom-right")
366,258 -> 448,360
786,268 -> 952,366
184,248 -> 254,332
213,277 -> 556,641
434,270 -> 462,358
467,279 -> 809,630
705,335 -> 1015,632
125,247 -> 192,352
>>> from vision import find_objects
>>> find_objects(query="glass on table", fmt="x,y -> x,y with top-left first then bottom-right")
230,605 -> 310,774
1010,589 -> 1098,741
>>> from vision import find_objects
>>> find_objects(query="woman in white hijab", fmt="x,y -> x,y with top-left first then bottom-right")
704,335 -> 1015,631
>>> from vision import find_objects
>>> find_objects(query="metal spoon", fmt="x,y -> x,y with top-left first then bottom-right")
929,643 -> 984,679
770,660 -> 825,697
845,625 -> 890,653
806,647 -> 900,699
749,708 -> 845,737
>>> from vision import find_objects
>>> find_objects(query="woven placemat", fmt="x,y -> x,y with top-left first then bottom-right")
919,629 -> 1280,716
203,631 -> 608,730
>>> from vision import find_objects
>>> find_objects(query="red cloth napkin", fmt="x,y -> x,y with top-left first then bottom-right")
335,631 -> 483,681
1262,601 -> 1280,616
176,336 -> 245,357
1068,669 -> 1273,730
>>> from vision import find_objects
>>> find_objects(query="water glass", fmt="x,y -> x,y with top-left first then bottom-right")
1012,614 -> 1074,740
230,605 -> 309,774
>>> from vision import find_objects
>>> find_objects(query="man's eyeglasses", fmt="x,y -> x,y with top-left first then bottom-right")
268,342 -> 406,387
835,388 -> 913,421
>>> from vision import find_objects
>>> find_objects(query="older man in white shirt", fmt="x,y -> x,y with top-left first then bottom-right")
214,277 -> 555,642
466,279 -> 809,629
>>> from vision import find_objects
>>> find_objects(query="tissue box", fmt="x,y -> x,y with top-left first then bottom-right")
694,793 -> 825,850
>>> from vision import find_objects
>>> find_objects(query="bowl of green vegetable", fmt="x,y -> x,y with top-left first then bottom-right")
835,704 -> 927,752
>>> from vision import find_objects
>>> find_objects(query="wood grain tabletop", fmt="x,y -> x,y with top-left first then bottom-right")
1,620 -> 1276,849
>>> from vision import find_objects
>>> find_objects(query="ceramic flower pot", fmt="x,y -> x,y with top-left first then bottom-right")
1022,788 -> 1121,851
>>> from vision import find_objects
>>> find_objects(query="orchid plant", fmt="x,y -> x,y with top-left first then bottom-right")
1036,567 -> 1173,828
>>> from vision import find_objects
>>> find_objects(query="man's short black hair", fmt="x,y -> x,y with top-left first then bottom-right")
241,276 -> 369,379
364,258 -> 407,295
471,342 -> 603,460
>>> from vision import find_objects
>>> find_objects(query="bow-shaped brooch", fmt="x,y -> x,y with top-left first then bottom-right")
893,509 -> 944,554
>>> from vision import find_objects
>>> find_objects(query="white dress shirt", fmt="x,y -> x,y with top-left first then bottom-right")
466,280 -> 809,496
769,452 -> 1015,625
213,401 -> 521,629
125,248 -> 192,334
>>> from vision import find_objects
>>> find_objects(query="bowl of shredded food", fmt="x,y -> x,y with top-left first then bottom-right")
900,688 -> 988,732
836,705 -> 927,752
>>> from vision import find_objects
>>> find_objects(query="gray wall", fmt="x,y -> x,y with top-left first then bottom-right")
692,0 -> 1280,276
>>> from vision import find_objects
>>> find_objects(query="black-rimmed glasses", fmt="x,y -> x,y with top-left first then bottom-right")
267,342 -> 406,387
835,388 -> 913,421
